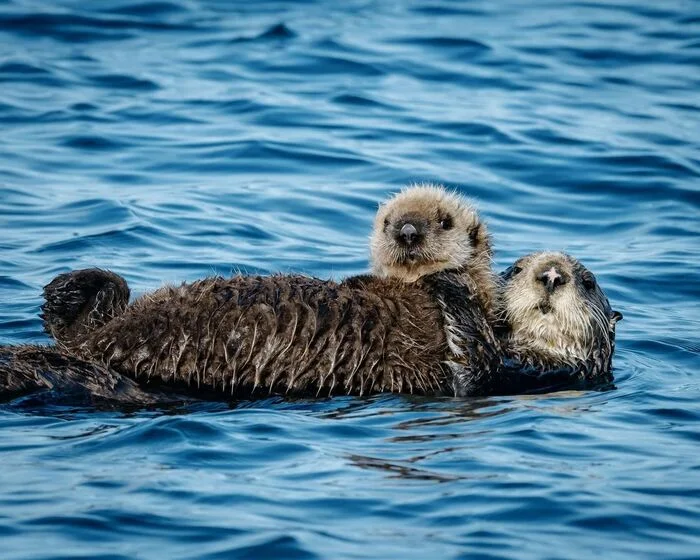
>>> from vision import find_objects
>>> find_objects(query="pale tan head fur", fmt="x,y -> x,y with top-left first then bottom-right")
370,184 -> 495,313
502,252 -> 622,366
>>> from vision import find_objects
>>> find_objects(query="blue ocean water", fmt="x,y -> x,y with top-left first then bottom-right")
1,0 -> 699,558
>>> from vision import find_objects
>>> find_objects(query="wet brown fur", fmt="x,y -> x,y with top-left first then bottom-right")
46,273 -> 499,397
42,268 -> 130,344
25,195 -> 620,401
0,345 -> 161,405
36,186 -> 505,399
28,251 -> 621,401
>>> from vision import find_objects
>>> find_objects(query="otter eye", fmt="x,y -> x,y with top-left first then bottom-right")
439,216 -> 453,230
502,265 -> 522,280
582,272 -> 596,291
383,218 -> 389,229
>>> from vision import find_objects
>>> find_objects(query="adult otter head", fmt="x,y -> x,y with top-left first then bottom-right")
370,185 -> 494,310
501,252 -> 622,378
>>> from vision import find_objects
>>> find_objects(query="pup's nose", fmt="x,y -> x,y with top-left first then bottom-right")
537,266 -> 564,293
399,223 -> 418,245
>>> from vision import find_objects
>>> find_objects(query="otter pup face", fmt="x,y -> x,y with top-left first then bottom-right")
370,184 -> 491,283
502,252 -> 622,361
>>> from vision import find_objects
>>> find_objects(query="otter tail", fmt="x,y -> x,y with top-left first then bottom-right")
41,269 -> 130,347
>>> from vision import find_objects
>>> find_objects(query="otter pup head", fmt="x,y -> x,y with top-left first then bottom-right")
501,252 -> 622,373
370,184 -> 492,283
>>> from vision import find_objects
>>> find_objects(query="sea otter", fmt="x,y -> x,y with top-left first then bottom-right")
28,188 -> 621,401
39,186 -> 500,398
35,251 -> 621,400
0,344 -> 163,405
370,184 -> 496,319
498,251 -> 622,384
41,272 -> 499,398
5,253 -> 621,404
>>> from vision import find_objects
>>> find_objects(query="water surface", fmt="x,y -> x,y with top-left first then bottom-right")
1,0 -> 699,558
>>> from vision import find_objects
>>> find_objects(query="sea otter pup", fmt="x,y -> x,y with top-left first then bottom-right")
498,251 -> 622,384
370,184 -> 496,318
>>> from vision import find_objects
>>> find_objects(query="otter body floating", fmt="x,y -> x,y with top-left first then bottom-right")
37,185 -> 504,399
0,186 -> 622,404
43,271 -> 500,398
3,253 -> 621,403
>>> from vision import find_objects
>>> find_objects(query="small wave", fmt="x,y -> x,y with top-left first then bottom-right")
331,93 -> 397,110
0,62 -> 51,75
229,22 -> 297,43
262,55 -> 384,77
258,22 -> 296,40
62,135 -> 131,151
105,1 -> 189,17
394,36 -> 490,53
88,73 -> 160,90
0,11 -> 195,42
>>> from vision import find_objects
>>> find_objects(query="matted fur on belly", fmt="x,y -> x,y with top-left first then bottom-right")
71,275 -> 449,397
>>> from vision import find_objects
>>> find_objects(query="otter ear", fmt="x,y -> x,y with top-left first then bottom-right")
610,310 -> 623,324
500,265 -> 514,279
468,223 -> 481,245
469,222 -> 493,257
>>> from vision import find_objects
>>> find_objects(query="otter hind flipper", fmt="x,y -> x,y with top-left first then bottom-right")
0,344 -> 181,406
41,268 -> 130,346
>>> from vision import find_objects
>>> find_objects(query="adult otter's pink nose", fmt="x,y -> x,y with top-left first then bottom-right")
399,223 -> 418,245
537,266 -> 564,293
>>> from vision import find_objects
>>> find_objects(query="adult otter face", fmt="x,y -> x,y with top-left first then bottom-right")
501,252 -> 623,367
370,184 -> 491,283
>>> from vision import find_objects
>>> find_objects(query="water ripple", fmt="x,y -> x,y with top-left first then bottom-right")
1,0 -> 699,558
